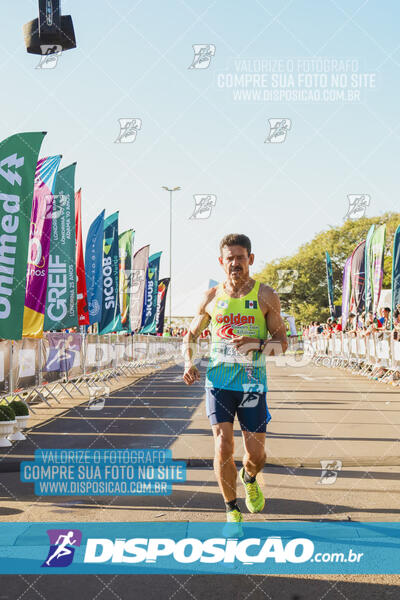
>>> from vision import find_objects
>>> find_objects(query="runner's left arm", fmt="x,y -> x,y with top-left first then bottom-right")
262,286 -> 288,355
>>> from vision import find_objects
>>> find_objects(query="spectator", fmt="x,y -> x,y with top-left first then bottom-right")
378,306 -> 391,330
392,310 -> 400,341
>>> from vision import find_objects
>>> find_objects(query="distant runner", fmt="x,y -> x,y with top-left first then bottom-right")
183,234 -> 287,531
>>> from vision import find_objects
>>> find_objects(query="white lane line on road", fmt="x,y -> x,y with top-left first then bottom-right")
288,374 -> 314,381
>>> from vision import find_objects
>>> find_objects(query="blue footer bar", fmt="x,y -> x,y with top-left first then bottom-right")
0,522 -> 399,574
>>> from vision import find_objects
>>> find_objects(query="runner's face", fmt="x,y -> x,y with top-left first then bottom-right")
219,245 -> 254,281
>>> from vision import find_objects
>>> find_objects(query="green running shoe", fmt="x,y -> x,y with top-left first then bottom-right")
239,467 -> 265,513
223,508 -> 243,538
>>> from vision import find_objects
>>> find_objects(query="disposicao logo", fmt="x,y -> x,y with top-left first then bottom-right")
42,529 -> 82,567
83,536 -> 314,564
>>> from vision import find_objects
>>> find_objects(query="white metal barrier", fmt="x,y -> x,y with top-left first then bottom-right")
304,331 -> 400,382
0,334 -> 187,412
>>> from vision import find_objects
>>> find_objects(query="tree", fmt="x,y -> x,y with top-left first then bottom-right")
254,212 -> 400,325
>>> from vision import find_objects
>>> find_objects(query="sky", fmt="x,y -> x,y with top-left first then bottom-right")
1,0 -> 400,316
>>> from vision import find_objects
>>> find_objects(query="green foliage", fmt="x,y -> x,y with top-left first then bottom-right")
255,212 -> 400,325
0,404 -> 15,421
9,400 -> 29,417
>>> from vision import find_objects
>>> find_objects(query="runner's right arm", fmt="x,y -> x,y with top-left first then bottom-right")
182,288 -> 214,385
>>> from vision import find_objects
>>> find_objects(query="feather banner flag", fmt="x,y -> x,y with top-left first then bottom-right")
325,251 -> 335,318
75,189 -> 90,325
370,224 -> 386,315
23,155 -> 61,338
391,225 -> 400,328
44,162 -> 78,331
341,256 -> 352,330
0,131 -> 46,339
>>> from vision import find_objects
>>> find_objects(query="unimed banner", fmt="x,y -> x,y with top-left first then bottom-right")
156,277 -> 170,334
85,210 -> 105,324
75,189 -> 90,325
119,229 -> 134,330
44,163 -> 78,331
0,131 -> 45,340
141,251 -> 162,334
100,212 -> 122,334
129,245 -> 149,332
23,155 -> 61,338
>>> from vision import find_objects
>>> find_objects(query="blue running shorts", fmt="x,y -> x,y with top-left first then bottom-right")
206,387 -> 271,433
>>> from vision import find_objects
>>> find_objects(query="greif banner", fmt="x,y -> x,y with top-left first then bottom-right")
370,224 -> 386,314
391,224 -> 400,325
350,240 -> 366,315
364,224 -> 375,317
129,245 -> 149,332
23,155 -> 61,338
156,277 -> 170,334
100,212 -> 122,334
44,163 -> 78,332
0,131 -> 45,340
325,251 -> 335,317
341,256 -> 352,330
75,189 -> 90,326
85,209 -> 105,325
141,251 -> 162,334
119,229 -> 135,330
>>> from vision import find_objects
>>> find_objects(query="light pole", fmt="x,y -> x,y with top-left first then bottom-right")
162,186 -> 181,330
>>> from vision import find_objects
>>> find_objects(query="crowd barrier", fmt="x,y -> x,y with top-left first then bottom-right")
0,334 -> 193,412
304,331 -> 400,382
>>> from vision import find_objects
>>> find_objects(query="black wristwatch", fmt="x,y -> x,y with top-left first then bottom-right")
258,338 -> 266,353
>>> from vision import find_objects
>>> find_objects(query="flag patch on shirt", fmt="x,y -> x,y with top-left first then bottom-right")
245,300 -> 257,309
217,300 -> 228,308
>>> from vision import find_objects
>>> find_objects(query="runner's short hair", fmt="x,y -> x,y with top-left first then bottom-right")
219,233 -> 251,256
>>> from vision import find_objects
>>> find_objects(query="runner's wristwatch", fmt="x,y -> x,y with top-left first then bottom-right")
258,338 -> 266,353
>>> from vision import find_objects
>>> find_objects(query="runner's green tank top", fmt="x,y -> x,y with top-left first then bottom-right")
205,280 -> 268,392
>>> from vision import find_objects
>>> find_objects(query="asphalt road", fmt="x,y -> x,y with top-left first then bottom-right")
0,358 -> 399,597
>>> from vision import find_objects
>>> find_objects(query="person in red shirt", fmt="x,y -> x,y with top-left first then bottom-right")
335,317 -> 342,332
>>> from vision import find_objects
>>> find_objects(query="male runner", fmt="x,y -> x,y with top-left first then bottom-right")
183,234 -> 287,528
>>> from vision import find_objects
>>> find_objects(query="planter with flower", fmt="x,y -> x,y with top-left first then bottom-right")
0,405 -> 16,447
8,400 -> 30,441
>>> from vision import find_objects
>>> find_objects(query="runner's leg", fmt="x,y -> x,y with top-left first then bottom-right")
242,431 -> 266,477
239,430 -> 266,513
211,422 -> 237,501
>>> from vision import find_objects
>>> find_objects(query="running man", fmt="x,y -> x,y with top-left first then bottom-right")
183,234 -> 287,528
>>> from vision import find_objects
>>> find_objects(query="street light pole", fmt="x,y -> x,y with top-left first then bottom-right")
162,186 -> 181,330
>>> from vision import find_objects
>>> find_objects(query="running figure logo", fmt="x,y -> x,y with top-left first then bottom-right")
36,45 -> 62,69
42,529 -> 82,567
115,118 -> 142,143
276,269 -> 298,294
238,383 -> 264,407
345,194 -> 370,220
317,460 -> 342,485
189,195 -> 217,219
188,44 -> 216,69
264,118 -> 292,143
